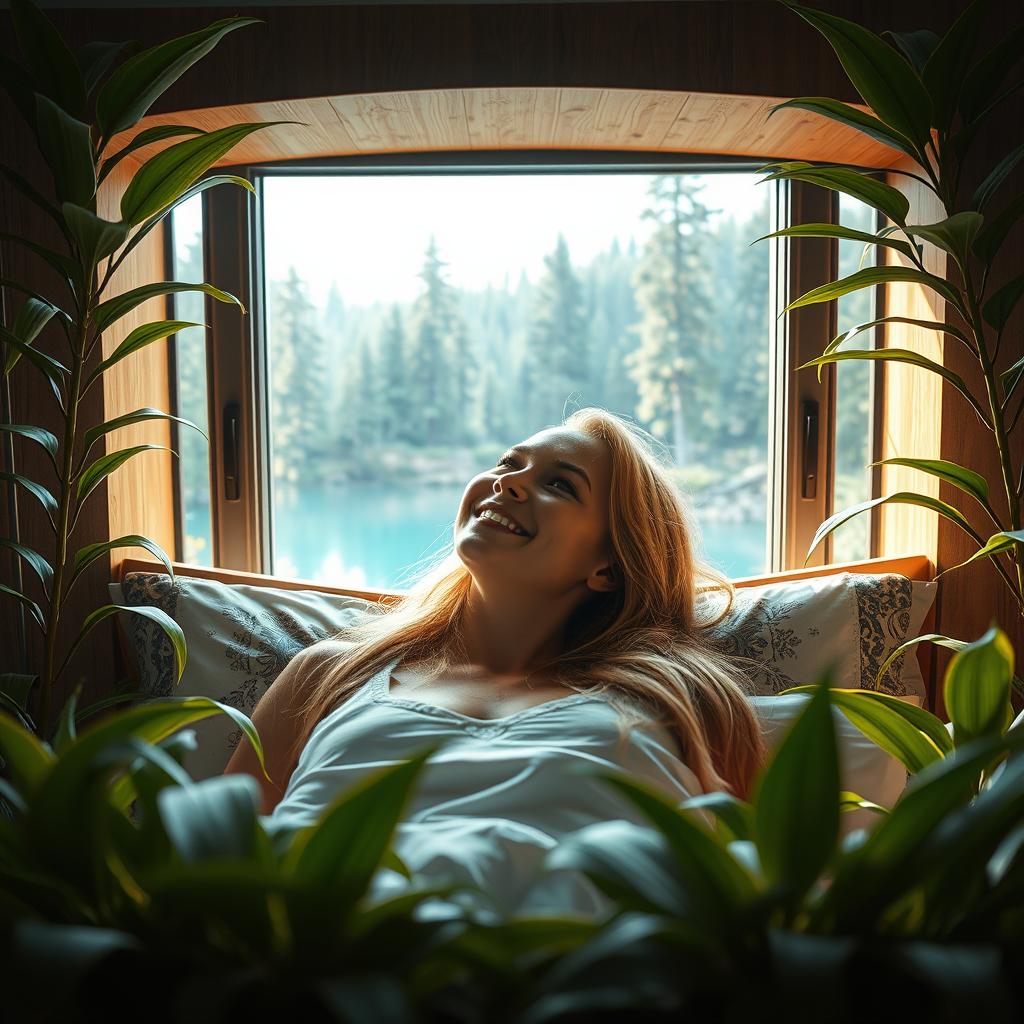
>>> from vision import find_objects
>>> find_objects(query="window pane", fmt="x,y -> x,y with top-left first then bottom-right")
262,172 -> 771,589
170,195 -> 213,566
831,192 -> 877,563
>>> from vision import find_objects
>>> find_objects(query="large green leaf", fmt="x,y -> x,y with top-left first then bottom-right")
677,791 -> 755,843
905,212 -> 984,273
959,24 -> 1024,122
945,624 -> 1015,746
778,4 -> 934,148
982,273 -> 1024,332
33,93 -> 95,209
4,296 -> 62,378
0,424 -> 59,473
76,444 -> 174,507
0,471 -> 58,520
881,29 -> 940,75
0,583 -> 45,632
936,530 -> 1024,582
158,774 -> 263,863
61,203 -> 129,278
758,162 -> 911,226
91,281 -> 243,335
780,685 -> 948,772
783,266 -> 961,316
0,710 -> 54,794
0,326 -> 68,410
77,39 -> 138,99
81,405 -> 207,465
70,534 -> 174,593
120,124 -> 281,225
765,97 -> 921,162
96,17 -> 263,144
85,321 -> 205,391
754,675 -> 839,904
751,221 -> 916,262
920,0 -> 989,131
805,491 -> 983,566
9,0 -> 88,119
97,124 -> 204,187
972,142 -> 1024,213
0,538 -> 53,593
868,457 -> 989,505
798,349 -> 988,426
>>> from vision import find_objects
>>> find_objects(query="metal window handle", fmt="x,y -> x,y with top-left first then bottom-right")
802,399 -> 818,499
223,401 -> 241,501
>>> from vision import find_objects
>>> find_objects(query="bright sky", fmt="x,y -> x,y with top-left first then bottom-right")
252,172 -> 770,309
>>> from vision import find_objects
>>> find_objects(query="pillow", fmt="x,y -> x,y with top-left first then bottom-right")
111,569 -> 934,781
700,572 -> 935,704
750,693 -> 910,837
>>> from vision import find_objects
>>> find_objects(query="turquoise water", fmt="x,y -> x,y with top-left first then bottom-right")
253,482 -> 768,589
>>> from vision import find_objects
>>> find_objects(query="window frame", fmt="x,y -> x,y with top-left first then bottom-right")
185,150 -> 884,578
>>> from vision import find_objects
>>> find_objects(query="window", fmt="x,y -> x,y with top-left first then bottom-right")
185,153 -> 871,587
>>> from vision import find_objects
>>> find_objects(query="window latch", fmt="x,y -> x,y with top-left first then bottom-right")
223,401 -> 241,502
801,399 -> 818,500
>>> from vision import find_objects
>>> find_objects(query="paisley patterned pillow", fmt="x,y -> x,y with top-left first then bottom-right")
111,570 -> 935,781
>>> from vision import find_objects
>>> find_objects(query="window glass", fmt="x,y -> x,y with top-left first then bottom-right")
262,172 -> 771,589
831,191 -> 877,563
170,195 -> 213,566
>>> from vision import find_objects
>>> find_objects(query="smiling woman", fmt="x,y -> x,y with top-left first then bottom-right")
225,405 -> 770,919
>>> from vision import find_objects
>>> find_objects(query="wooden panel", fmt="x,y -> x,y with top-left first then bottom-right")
94,157 -> 177,578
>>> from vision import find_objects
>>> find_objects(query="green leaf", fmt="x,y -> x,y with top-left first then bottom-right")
0,583 -> 45,632
0,471 -> 57,520
805,491 -> 984,566
677,791 -> 755,843
9,0 -> 88,118
872,634 -> 968,700
972,142 -> 1024,213
0,471 -> 58,520
12,295 -> 60,352
60,203 -> 129,275
751,221 -> 916,262
799,348 -> 988,426
945,623 -> 1015,746
81,405 -> 207,464
91,281 -> 243,335
754,673 -> 840,901
0,424 -> 59,471
881,29 -> 940,75
96,17 -> 263,143
120,124 -> 280,225
936,530 -> 1024,582
0,51 -> 39,131
780,685 -> 948,772
76,445 -> 173,507
869,457 -> 989,504
954,78 -> 1024,163
0,538 -> 53,592
1001,354 -> 1024,405
0,673 -> 39,713
982,273 -> 1024,332
840,791 -> 890,815
0,233 -> 80,297
77,39 -> 138,99
71,535 -> 174,591
0,709 -> 54,795
98,124 -> 204,187
86,321 -> 205,389
905,212 -> 984,272
158,775 -> 262,863
0,327 -> 68,410
974,193 -> 1024,265
765,97 -> 921,162
52,683 -> 82,753
920,0 -> 989,131
759,162 -> 911,226
33,93 -> 95,209
778,4 -> 934,149
959,24 -> 1024,122
783,266 -> 960,316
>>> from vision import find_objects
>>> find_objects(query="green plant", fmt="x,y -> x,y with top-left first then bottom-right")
1,626 -> 1021,1022
750,0 -> 1024,679
0,0 -> 294,742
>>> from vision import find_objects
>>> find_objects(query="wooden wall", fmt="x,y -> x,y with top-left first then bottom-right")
2,0 -> 1020,721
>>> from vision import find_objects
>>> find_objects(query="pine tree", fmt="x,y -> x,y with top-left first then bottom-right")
626,176 -> 718,466
378,304 -> 411,444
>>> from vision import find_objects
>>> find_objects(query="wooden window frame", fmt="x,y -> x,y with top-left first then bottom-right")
186,150 -> 885,577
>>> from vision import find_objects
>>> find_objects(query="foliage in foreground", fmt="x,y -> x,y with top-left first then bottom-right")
1,625 -> 1023,1023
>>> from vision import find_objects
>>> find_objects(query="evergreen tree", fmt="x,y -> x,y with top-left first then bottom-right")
522,233 -> 589,425
626,176 -> 719,465
378,304 -> 412,444
270,265 -> 330,483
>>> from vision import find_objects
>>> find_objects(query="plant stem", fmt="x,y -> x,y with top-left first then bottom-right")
40,279 -> 94,741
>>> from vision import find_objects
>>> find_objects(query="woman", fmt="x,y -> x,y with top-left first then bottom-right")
224,407 -> 767,921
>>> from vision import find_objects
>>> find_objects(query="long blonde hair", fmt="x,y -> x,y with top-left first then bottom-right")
288,407 -> 768,801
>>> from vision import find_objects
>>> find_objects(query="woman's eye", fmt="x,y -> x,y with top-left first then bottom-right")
496,455 -> 576,495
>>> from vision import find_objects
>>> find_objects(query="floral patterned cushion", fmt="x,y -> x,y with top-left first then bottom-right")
110,570 -> 935,781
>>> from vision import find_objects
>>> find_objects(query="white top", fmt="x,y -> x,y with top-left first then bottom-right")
263,653 -> 707,921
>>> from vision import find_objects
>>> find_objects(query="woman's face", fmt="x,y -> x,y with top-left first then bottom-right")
455,427 -> 617,598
